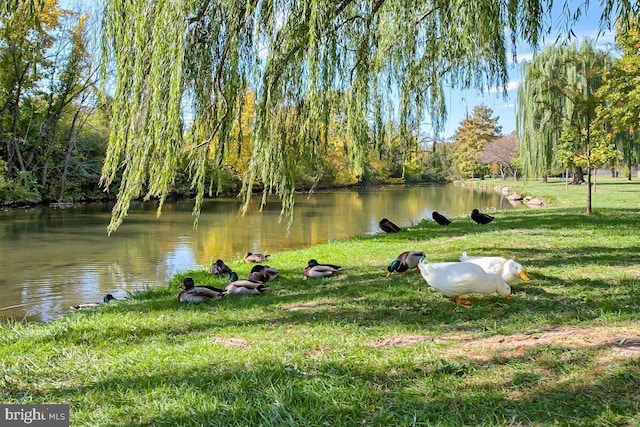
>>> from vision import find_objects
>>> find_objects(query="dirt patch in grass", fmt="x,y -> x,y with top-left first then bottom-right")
624,269 -> 640,277
212,337 -> 248,348
609,336 -> 640,357
371,326 -> 640,360
281,300 -> 335,311
370,334 -> 436,347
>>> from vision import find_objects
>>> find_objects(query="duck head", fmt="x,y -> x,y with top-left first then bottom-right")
497,280 -> 512,299
505,260 -> 530,281
387,259 -> 401,273
182,277 -> 195,289
229,271 -> 239,282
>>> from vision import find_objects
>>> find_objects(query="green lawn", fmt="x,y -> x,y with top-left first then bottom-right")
1,176 -> 639,426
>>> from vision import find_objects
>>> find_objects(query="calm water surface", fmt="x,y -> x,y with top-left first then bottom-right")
0,184 -> 519,322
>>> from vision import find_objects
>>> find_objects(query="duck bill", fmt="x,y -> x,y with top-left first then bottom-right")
505,295 -> 512,300
519,271 -> 530,281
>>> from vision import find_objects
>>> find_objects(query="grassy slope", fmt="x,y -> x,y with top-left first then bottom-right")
1,177 -> 639,426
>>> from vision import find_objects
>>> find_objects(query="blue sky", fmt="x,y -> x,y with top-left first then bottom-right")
439,1 -> 616,139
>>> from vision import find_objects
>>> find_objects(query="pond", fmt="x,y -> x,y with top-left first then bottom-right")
0,184 -> 519,322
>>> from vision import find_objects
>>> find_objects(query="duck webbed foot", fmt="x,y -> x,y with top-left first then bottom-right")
454,296 -> 472,308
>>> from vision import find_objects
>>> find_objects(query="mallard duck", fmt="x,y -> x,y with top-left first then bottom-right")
210,259 -> 232,276
379,218 -> 402,233
471,209 -> 494,225
432,211 -> 451,226
307,259 -> 342,270
303,259 -> 342,278
417,259 -> 511,307
178,277 -> 225,303
70,293 -> 116,310
248,265 -> 280,282
387,251 -> 425,277
244,252 -> 270,263
460,252 -> 530,283
226,272 -> 269,295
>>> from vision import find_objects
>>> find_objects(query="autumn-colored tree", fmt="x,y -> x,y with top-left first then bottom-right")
480,132 -> 517,180
595,19 -> 640,180
451,105 -> 501,179
0,1 -> 103,202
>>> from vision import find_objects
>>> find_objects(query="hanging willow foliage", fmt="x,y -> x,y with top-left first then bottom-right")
98,0 -> 636,233
517,41 -> 612,180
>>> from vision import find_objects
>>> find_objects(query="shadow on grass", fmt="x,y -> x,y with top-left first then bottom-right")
6,344 -> 639,426
16,268 -> 637,351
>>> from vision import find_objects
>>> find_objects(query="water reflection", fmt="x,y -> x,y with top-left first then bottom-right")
0,184 -> 518,322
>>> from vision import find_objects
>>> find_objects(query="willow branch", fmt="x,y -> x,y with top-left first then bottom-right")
335,0 -> 356,16
188,0 -> 211,24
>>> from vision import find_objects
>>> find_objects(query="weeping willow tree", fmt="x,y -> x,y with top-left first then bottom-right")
517,40 -> 612,214
98,0 -> 637,233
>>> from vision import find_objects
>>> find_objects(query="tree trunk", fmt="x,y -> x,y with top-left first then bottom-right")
59,110 -> 81,201
586,126 -> 592,215
571,166 -> 585,185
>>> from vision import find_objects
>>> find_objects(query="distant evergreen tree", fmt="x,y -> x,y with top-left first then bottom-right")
451,105 -> 501,179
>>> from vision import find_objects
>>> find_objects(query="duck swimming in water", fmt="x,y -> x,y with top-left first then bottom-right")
70,294 -> 116,310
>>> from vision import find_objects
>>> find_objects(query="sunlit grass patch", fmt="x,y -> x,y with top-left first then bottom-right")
2,177 -> 640,425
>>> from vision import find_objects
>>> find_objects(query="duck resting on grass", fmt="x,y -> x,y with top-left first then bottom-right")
431,211 -> 452,226
307,259 -> 342,270
379,218 -> 402,233
387,251 -> 425,277
304,259 -> 342,278
210,259 -> 232,276
460,252 -> 530,283
244,252 -> 270,263
226,272 -> 269,295
178,277 -> 225,303
471,209 -> 494,225
417,258 -> 511,308
70,293 -> 116,310
248,265 -> 280,282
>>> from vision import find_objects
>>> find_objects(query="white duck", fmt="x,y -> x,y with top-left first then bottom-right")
460,252 -> 530,283
417,258 -> 511,307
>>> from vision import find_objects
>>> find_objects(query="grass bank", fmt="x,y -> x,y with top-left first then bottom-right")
1,177 -> 639,426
